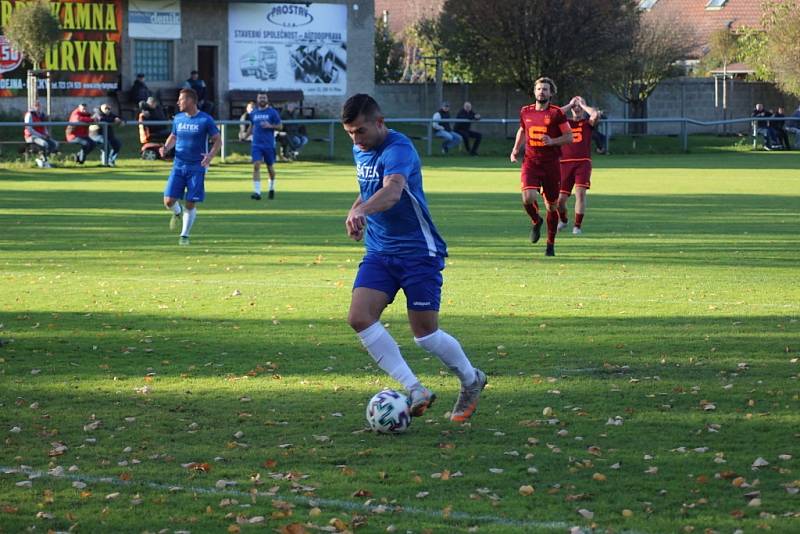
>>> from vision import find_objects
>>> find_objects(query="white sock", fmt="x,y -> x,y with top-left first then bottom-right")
415,329 -> 476,385
181,207 -> 196,237
268,178 -> 275,192
253,180 -> 261,194
169,203 -> 182,216
358,322 -> 417,390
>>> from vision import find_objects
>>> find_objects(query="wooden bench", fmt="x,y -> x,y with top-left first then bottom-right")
228,89 -> 313,119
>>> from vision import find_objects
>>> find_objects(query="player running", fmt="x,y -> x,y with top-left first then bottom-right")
161,88 -> 221,246
341,93 -> 487,423
509,77 -> 573,257
245,93 -> 281,200
558,96 -> 599,235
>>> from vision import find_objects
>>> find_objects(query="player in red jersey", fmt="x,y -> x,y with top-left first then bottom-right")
510,77 -> 573,257
558,96 -> 599,235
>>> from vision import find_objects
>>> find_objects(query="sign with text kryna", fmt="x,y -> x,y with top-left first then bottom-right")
129,0 -> 180,40
0,0 -> 122,96
228,3 -> 347,95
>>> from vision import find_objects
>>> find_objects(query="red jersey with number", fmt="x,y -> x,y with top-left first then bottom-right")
519,103 -> 567,161
560,118 -> 593,162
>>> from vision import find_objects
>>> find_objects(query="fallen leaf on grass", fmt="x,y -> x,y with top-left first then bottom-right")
577,508 -> 594,519
352,489 -> 372,498
752,457 -> 769,469
519,485 -> 535,496
279,524 -> 307,534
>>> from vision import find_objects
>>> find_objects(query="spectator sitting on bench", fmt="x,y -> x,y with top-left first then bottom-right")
91,103 -> 124,167
24,100 -> 58,168
65,103 -> 96,164
278,101 -> 308,160
141,96 -> 170,142
239,101 -> 255,142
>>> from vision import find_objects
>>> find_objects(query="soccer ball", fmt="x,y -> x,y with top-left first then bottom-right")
365,389 -> 411,434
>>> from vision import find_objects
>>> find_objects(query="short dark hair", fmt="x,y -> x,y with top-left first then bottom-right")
341,93 -> 382,124
136,73 -> 145,78
179,88 -> 198,103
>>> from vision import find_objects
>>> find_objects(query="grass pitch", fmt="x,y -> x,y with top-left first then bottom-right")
1,150 -> 799,533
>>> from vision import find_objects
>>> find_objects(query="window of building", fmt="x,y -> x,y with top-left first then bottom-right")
706,0 -> 728,8
133,40 -> 173,81
638,0 -> 659,9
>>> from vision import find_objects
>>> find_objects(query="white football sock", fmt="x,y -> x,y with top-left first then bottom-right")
358,322 -> 417,390
268,178 -> 275,192
415,329 -> 476,385
253,180 -> 261,194
181,207 -> 196,237
170,203 -> 182,216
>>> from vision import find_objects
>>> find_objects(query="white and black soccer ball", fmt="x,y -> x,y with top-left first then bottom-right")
365,389 -> 411,434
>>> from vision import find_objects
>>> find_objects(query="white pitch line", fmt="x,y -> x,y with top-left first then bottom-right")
0,465 -> 648,533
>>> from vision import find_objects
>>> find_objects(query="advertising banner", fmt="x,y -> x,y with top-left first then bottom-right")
128,0 -> 180,40
228,3 -> 347,95
0,0 -> 122,96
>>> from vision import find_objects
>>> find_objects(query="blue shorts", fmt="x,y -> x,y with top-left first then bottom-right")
164,162 -> 206,202
252,144 -> 276,165
353,253 -> 445,311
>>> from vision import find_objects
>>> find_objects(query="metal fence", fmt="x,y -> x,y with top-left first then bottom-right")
4,116 -> 799,162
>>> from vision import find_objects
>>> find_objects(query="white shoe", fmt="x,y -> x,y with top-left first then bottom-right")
35,158 -> 45,168
557,220 -> 568,232
572,227 -> 582,235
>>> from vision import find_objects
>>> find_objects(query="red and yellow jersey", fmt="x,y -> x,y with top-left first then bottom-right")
519,104 -> 568,161
560,118 -> 593,162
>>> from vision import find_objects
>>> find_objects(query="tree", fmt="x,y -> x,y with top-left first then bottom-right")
374,16 -> 403,83
760,0 -> 800,97
433,0 -> 640,98
703,28 -> 739,73
610,13 -> 697,133
3,0 -> 60,70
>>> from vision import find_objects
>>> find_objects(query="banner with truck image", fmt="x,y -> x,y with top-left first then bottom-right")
228,2 -> 347,95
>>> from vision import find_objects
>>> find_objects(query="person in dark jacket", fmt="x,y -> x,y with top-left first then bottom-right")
454,101 -> 482,156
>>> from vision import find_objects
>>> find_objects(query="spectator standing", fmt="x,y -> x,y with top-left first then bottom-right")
23,100 -> 58,168
130,73 -> 151,105
182,70 -> 213,115
454,101 -> 482,156
432,101 -> 462,154
91,103 -> 124,166
65,103 -> 96,164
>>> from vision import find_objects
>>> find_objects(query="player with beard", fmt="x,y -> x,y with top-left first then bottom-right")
558,96 -> 599,235
245,93 -> 282,200
509,77 -> 573,257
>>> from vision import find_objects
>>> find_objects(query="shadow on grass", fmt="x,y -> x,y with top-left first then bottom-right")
1,189 -> 798,268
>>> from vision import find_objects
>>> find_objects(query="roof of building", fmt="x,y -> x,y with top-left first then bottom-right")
642,0 -> 763,58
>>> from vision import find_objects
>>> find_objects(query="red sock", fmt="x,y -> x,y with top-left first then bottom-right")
575,213 -> 584,228
546,210 -> 559,244
523,201 -> 541,224
558,206 -> 568,223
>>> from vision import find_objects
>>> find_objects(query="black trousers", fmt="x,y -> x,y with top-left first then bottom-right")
457,130 -> 482,154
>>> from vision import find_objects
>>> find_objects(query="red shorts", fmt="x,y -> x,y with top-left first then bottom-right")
521,158 -> 560,203
559,160 -> 592,196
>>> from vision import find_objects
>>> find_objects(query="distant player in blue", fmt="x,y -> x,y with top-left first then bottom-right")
161,88 -> 221,245
341,94 -> 487,423
244,93 -> 281,200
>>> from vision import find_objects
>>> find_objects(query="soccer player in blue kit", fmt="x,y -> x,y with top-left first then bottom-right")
341,94 -> 487,423
161,88 -> 221,245
245,93 -> 282,200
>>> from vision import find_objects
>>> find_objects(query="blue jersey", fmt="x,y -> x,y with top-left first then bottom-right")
248,107 -> 281,148
352,130 -> 447,257
171,111 -> 219,165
